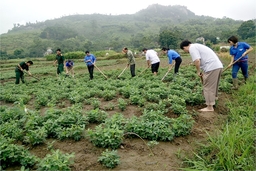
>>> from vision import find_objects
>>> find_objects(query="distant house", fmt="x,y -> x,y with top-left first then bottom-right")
220,46 -> 230,52
220,46 -> 230,50
44,48 -> 53,56
196,37 -> 205,44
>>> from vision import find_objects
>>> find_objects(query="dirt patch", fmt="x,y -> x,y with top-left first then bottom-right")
21,102 -> 227,171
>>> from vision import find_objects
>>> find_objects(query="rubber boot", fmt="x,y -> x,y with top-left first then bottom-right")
232,78 -> 238,90
244,77 -> 247,84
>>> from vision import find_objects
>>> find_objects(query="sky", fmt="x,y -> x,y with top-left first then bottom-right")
0,0 -> 256,35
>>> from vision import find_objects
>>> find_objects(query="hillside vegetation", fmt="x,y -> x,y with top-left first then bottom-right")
0,4 -> 255,58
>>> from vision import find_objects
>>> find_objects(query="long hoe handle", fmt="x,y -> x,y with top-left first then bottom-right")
161,70 -> 170,81
24,70 -> 40,81
118,66 -> 128,78
161,65 -> 173,81
222,56 -> 243,73
138,67 -> 148,76
94,65 -> 108,79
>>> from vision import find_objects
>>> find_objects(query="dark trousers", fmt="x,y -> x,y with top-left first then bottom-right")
232,61 -> 248,78
151,62 -> 160,73
130,64 -> 136,77
15,71 -> 25,84
174,57 -> 182,73
87,65 -> 94,80
57,64 -> 64,74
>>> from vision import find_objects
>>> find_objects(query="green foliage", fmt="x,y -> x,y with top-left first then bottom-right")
237,20 -> 256,40
45,54 -> 56,61
55,124 -> 85,141
23,127 -> 47,145
0,120 -> 24,140
0,105 -> 25,124
125,111 -> 175,141
64,51 -> 85,60
37,149 -> 74,171
87,125 -> 124,149
90,98 -> 101,109
103,113 -> 127,130
86,108 -> 108,123
183,77 -> 255,171
117,98 -> 127,111
103,90 -> 116,101
171,114 -> 195,136
1,4 -> 244,57
40,26 -> 78,40
98,149 -> 120,169
147,140 -> 159,148
159,29 -> 180,49
0,136 -> 38,169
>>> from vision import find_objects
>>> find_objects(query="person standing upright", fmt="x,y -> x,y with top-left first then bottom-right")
227,36 -> 253,89
84,50 -> 96,80
122,47 -> 136,77
142,48 -> 160,75
15,61 -> 33,84
180,40 -> 223,112
161,47 -> 182,74
53,48 -> 65,76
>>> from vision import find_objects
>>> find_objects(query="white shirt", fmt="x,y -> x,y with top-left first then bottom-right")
189,43 -> 223,72
145,50 -> 160,64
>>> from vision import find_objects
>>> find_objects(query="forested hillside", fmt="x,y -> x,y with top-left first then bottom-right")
0,4 -> 255,59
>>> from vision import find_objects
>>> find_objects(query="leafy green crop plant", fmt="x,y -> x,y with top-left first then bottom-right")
37,149 -> 74,171
98,149 -> 120,169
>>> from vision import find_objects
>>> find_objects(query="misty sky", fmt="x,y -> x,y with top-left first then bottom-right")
0,0 -> 255,34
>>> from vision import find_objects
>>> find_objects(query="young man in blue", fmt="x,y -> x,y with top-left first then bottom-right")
84,50 -> 96,80
161,47 -> 182,74
65,60 -> 74,77
227,36 -> 253,89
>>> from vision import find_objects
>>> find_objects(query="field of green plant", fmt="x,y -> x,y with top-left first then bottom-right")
0,52 -> 255,170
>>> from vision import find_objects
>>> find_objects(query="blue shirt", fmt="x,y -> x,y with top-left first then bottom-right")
230,42 -> 250,61
65,61 -> 74,67
84,54 -> 96,66
167,50 -> 180,64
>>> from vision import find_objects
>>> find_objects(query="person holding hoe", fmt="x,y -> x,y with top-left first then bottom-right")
15,61 -> 33,84
53,48 -> 65,76
227,36 -> 253,89
84,50 -> 96,80
65,60 -> 75,77
142,48 -> 160,76
180,40 -> 223,112
122,47 -> 136,77
161,47 -> 182,76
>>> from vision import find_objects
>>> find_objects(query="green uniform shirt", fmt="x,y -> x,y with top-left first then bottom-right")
127,50 -> 135,65
56,55 -> 65,65
15,61 -> 29,72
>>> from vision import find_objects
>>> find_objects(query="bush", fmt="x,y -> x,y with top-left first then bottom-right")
45,51 -> 85,61
98,149 -> 120,169
87,125 -> 124,149
37,149 -> 74,171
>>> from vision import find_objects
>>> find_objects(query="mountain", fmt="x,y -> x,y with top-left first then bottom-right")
0,4 -> 243,57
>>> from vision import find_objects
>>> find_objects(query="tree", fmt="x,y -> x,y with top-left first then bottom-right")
14,49 -> 25,58
28,38 -> 47,57
158,30 -> 180,49
0,50 -> 8,59
237,20 -> 256,40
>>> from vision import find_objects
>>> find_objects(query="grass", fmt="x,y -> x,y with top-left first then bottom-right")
182,75 -> 256,171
